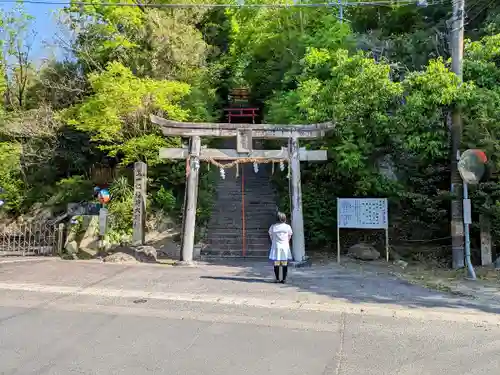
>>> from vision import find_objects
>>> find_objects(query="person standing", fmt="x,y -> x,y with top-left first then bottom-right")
268,212 -> 293,283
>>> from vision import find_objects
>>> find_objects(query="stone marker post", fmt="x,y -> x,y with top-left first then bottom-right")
480,214 -> 492,266
132,162 -> 147,246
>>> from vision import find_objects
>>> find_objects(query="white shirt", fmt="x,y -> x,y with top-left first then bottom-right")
269,223 -> 293,251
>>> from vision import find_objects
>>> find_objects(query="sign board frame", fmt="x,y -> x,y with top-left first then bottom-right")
336,198 -> 390,263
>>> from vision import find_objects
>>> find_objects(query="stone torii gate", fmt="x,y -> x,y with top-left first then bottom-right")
151,114 -> 334,264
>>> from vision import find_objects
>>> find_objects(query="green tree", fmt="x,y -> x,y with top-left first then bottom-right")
61,61 -> 191,165
0,5 -> 37,110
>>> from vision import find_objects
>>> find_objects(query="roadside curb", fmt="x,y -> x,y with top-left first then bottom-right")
0,257 -> 57,265
388,271 -> 498,303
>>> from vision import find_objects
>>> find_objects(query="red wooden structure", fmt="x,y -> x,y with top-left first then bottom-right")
224,107 -> 259,123
225,87 -> 259,123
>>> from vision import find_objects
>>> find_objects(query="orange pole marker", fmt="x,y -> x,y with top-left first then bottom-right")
241,167 -> 246,257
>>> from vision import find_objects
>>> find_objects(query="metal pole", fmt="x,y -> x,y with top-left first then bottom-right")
338,0 -> 343,23
336,197 -> 341,264
463,182 -> 476,280
450,0 -> 466,269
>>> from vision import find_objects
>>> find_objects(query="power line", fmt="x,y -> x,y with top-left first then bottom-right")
0,0 -> 451,9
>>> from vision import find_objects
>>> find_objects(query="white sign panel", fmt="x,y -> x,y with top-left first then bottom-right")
337,198 -> 388,229
463,198 -> 472,224
99,208 -> 108,236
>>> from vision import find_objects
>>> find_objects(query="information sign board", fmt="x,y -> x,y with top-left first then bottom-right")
337,198 -> 388,229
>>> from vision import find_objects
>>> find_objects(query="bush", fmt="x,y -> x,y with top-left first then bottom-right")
106,176 -> 134,243
44,176 -> 94,213
0,176 -> 25,213
154,186 -> 176,213
107,195 -> 134,242
109,175 -> 133,202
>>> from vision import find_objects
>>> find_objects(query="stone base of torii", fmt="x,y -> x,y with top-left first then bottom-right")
151,115 -> 334,265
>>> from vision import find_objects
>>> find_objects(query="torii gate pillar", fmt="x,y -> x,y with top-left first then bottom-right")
181,136 -> 201,263
289,136 -> 306,262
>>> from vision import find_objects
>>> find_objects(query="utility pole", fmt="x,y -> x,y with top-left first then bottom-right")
450,0 -> 465,269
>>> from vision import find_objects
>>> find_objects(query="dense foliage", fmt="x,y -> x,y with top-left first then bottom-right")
1,0 -> 500,258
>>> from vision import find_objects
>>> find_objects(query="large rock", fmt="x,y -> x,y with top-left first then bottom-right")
79,247 -> 97,259
104,252 -> 137,263
494,256 -> 500,270
134,245 -> 158,263
79,215 -> 100,250
348,243 -> 380,261
65,240 -> 79,255
394,259 -> 408,269
67,203 -> 86,216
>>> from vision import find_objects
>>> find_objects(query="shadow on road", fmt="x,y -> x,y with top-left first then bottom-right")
200,275 -> 274,284
197,258 -> 500,315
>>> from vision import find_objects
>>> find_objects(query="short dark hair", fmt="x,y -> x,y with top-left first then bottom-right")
277,212 -> 286,223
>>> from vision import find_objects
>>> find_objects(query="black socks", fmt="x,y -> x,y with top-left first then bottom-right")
274,265 -> 288,283
274,266 -> 280,281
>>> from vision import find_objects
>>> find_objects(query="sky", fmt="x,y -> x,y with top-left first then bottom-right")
1,1 -> 65,63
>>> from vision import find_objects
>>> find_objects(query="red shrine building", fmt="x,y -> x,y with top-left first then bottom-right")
223,88 -> 259,123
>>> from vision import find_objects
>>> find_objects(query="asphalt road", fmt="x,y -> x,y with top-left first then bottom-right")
0,259 -> 499,375
0,288 -> 499,375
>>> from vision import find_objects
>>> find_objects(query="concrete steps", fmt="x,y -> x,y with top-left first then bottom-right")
201,146 -> 278,259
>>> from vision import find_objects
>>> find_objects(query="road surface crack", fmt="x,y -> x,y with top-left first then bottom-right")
322,312 -> 346,375
335,312 -> 346,375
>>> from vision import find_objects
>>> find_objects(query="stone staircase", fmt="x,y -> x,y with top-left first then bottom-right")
201,157 -> 277,259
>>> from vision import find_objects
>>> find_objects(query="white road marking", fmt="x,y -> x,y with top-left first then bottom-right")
0,282 -> 498,325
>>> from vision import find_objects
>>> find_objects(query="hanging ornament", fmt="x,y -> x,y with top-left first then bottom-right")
235,162 -> 239,178
220,167 -> 226,180
191,157 -> 200,172
253,162 -> 259,174
287,161 -> 291,179
279,160 -> 285,172
271,162 -> 275,175
207,161 -> 210,171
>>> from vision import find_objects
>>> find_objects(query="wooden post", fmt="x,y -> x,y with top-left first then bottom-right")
181,136 -> 201,263
289,136 -> 306,262
385,228 -> 390,262
132,162 -> 147,246
450,0 -> 466,270
336,220 -> 341,264
480,213 -> 492,266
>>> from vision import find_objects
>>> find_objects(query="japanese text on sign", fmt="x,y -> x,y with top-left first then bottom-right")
337,198 -> 388,229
